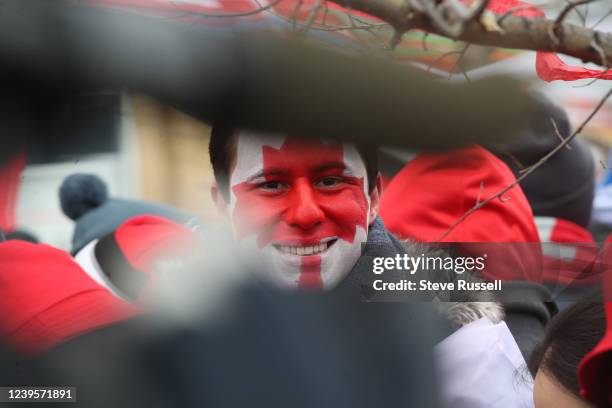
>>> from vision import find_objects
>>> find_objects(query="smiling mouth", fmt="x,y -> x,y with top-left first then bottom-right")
273,239 -> 338,256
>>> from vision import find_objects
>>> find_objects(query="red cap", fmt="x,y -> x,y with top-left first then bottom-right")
115,215 -> 198,273
0,241 -> 140,355
379,145 -> 542,280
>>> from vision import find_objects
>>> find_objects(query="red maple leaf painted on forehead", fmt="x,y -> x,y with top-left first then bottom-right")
261,138 -> 346,173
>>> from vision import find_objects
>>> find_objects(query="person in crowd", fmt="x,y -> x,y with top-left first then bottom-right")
208,125 -> 385,291
59,173 -> 199,302
59,173 -> 193,255
529,300 -> 605,408
488,93 -> 599,301
206,125 -> 536,407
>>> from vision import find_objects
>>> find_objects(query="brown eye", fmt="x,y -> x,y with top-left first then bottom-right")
258,181 -> 288,191
316,177 -> 343,189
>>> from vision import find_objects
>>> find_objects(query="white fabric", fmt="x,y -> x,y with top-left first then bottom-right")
74,239 -> 123,298
435,317 -> 534,408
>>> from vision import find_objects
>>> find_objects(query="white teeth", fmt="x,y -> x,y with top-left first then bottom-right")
276,242 -> 332,256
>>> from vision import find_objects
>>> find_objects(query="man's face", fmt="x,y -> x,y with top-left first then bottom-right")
221,131 -> 375,290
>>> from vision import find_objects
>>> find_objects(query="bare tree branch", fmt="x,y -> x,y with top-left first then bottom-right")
329,0 -> 612,67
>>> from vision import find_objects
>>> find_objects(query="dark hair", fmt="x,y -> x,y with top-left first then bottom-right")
209,123 -> 379,200
528,300 -> 605,398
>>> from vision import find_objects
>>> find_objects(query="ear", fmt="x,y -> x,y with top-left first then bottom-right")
211,182 -> 229,216
368,173 -> 384,226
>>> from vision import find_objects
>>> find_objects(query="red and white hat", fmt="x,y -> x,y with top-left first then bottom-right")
75,215 -> 200,303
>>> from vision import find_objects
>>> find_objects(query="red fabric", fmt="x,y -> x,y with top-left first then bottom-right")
115,215 -> 198,273
0,153 -> 26,232
578,235 -> 612,404
0,241 -> 140,355
379,145 -> 542,281
537,217 -> 600,285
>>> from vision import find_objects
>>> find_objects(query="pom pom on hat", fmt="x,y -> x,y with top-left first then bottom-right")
59,173 -> 109,220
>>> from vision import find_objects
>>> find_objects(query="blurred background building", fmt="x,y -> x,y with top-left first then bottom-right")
12,92 -> 218,249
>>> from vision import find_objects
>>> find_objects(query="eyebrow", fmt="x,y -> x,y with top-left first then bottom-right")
244,161 -> 349,182
246,167 -> 288,181
313,162 -> 347,173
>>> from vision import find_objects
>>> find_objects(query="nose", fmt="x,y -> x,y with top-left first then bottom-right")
285,179 -> 324,230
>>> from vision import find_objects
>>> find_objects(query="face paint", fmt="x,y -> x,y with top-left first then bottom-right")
228,131 -> 370,290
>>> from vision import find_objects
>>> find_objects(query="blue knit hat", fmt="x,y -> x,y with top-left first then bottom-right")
59,173 -> 193,255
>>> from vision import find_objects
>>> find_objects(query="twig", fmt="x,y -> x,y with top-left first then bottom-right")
300,0 -> 323,34
427,50 -> 463,73
550,0 -> 596,44
313,22 -> 388,31
437,86 -> 612,241
448,43 -> 470,80
422,31 -> 430,51
591,31 -> 609,68
476,181 -> 484,205
550,117 -> 572,150
556,0 -> 595,27
591,6 -> 612,29
564,0 -> 586,26
291,0 -> 305,31
322,1 -> 330,26
169,0 -> 284,18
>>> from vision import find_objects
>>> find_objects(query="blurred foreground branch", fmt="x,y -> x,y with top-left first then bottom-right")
0,1 -> 540,164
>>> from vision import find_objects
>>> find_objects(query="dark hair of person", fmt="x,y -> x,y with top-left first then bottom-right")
209,122 -> 379,200
528,300 -> 606,398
